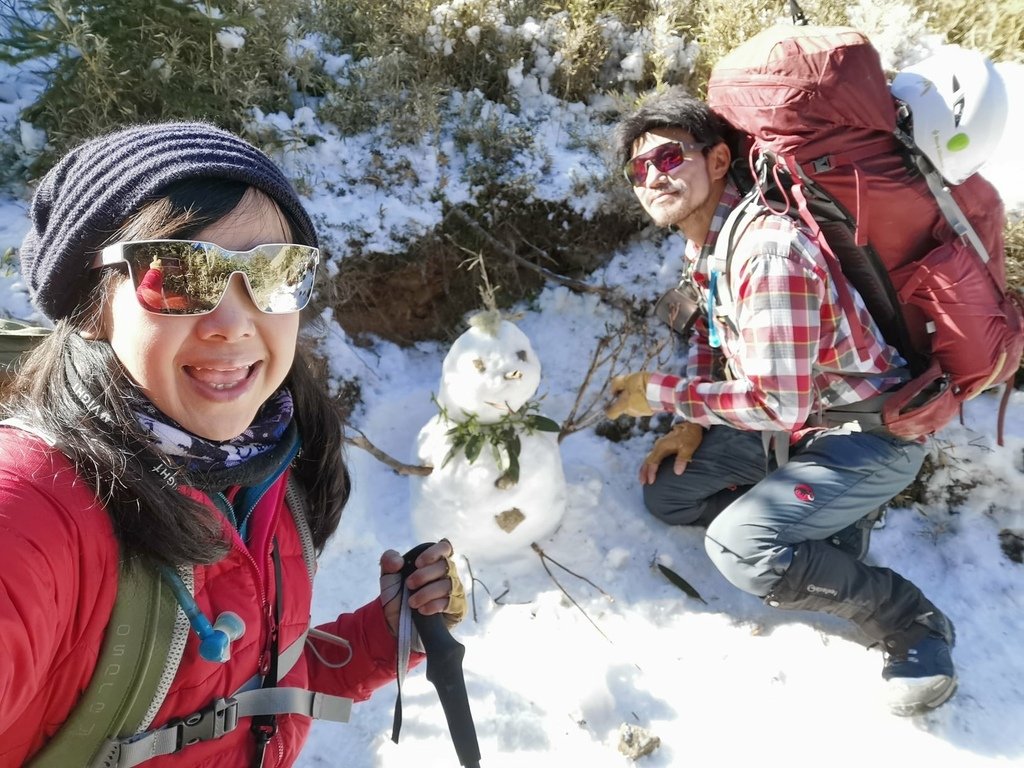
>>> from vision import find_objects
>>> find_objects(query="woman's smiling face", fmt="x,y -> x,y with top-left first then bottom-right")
100,188 -> 301,441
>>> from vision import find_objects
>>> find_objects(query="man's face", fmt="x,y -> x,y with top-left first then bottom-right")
628,128 -> 715,230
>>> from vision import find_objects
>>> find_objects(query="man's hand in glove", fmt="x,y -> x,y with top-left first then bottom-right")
606,372 -> 653,419
639,421 -> 704,486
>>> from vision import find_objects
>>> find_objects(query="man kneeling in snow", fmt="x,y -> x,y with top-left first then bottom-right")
606,88 -> 955,716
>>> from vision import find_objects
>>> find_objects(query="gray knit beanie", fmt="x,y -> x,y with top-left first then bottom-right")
19,121 -> 318,322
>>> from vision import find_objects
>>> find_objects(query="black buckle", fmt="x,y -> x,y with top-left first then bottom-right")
811,155 -> 834,173
175,697 -> 240,750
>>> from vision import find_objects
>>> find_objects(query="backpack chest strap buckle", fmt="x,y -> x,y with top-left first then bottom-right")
177,697 -> 240,749
106,697 -> 241,767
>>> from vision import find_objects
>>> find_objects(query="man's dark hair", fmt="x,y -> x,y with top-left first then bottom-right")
613,86 -> 730,168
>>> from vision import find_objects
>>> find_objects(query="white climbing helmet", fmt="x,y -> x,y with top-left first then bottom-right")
891,45 -> 1008,185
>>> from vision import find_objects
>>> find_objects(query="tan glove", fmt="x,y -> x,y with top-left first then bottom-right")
606,372 -> 653,419
440,549 -> 467,629
639,421 -> 704,486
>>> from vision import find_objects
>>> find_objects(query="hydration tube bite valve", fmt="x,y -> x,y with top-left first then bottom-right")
160,567 -> 246,662
202,612 -> 246,662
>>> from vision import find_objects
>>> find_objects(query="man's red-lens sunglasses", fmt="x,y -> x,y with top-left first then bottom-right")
623,141 -> 707,186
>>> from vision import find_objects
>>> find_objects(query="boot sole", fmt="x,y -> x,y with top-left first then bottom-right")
886,675 -> 958,716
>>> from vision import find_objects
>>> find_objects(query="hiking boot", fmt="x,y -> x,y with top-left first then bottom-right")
828,508 -> 885,561
881,611 -> 957,716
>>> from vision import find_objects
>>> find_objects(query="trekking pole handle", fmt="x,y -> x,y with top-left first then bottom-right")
401,543 -> 464,660
401,543 -> 482,768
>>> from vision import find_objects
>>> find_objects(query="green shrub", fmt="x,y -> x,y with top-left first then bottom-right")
315,51 -> 449,143
0,0 -> 319,177
311,0 -> 434,58
910,0 -> 1024,62
314,0 -> 532,104
311,0 -> 700,109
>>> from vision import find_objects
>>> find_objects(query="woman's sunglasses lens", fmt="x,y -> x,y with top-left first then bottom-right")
247,245 -> 318,313
123,242 -> 317,315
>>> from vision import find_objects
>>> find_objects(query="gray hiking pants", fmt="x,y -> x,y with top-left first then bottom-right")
643,424 -> 937,641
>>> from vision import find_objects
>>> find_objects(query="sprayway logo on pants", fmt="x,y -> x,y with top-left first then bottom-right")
806,584 -> 839,598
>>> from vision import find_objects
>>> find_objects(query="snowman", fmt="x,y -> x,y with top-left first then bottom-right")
410,310 -> 567,563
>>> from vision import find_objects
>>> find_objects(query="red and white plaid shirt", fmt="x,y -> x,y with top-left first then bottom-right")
648,184 -> 906,435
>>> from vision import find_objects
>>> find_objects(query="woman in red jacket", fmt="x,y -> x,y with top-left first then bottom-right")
0,122 -> 465,767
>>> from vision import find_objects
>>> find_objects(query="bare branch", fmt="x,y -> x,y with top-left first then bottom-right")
534,543 -> 613,600
532,543 -> 612,643
559,332 -> 616,443
462,556 -> 533,621
445,208 -> 635,311
342,427 -> 433,476
559,317 -> 671,442
455,246 -> 500,311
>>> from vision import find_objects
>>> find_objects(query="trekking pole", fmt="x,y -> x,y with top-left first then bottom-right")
399,543 -> 482,768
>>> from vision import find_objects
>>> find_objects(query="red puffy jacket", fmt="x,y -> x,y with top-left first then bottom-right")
0,427 -> 405,767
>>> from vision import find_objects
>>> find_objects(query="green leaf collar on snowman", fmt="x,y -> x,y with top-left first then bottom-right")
436,396 -> 560,488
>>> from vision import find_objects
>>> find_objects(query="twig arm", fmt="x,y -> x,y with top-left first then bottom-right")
343,429 -> 433,476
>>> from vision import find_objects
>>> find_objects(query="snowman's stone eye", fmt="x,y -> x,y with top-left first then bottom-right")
473,358 -> 486,373
517,350 -> 528,361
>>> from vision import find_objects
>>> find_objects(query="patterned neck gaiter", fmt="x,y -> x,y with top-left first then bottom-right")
132,389 -> 295,474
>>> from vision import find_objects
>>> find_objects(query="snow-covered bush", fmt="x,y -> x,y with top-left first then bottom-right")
0,0 -> 321,174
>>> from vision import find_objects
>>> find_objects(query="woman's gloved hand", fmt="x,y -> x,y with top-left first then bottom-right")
379,539 -> 467,636
639,421 -> 704,486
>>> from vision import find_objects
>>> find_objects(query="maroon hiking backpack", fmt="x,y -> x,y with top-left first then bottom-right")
706,25 -> 1023,443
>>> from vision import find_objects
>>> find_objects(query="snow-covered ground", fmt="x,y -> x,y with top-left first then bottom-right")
1,12 -> 1022,768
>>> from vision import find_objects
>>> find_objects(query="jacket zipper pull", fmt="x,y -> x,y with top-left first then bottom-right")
259,601 -> 278,676
250,721 -> 276,768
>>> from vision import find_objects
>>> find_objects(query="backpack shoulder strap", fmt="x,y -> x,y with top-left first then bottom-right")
711,185 -> 771,309
893,129 -> 993,265
28,561 -> 182,768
